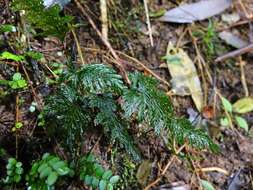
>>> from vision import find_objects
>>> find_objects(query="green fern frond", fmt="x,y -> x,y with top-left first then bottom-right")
45,84 -> 91,149
95,111 -> 141,161
67,64 -> 126,95
12,0 -> 72,39
89,95 -> 141,161
170,119 -> 219,152
122,72 -> 173,134
45,64 -> 217,160
122,72 -> 217,151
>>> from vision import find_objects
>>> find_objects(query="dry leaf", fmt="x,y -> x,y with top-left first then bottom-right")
219,31 -> 248,49
202,106 -> 215,119
221,13 -> 240,24
136,160 -> 152,186
165,43 -> 203,111
159,0 -> 232,23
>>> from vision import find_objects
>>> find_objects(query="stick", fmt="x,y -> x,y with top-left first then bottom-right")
74,0 -> 130,84
143,0 -> 154,47
215,43 -> 253,62
100,0 -> 108,41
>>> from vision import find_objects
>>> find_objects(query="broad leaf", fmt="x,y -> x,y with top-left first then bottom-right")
235,116 -> 248,132
233,97 -> 253,114
221,97 -> 233,113
201,179 -> 215,190
46,172 -> 58,186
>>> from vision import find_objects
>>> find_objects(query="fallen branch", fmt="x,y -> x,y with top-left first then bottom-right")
215,43 -> 253,62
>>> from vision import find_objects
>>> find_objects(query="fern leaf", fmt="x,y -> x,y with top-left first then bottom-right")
67,64 -> 126,94
122,72 -> 173,134
89,94 -> 141,161
95,111 -> 141,161
171,119 -> 219,152
122,72 -> 218,151
45,84 -> 91,149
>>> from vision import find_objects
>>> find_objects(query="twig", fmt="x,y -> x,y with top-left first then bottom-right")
197,167 -> 229,175
238,57 -> 249,97
143,144 -> 186,190
21,63 -> 42,111
15,94 -> 19,159
74,0 -> 130,84
70,26 -> 85,65
116,51 -> 171,87
100,0 -> 108,41
143,0 -> 154,47
215,43 -> 253,63
81,47 -> 171,87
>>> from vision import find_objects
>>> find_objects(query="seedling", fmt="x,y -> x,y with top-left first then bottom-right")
26,153 -> 71,189
3,158 -> 24,184
219,95 -> 251,132
12,122 -> 24,132
9,73 -> 28,89
79,154 -> 120,190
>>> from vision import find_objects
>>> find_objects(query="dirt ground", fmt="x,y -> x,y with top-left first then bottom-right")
0,0 -> 253,189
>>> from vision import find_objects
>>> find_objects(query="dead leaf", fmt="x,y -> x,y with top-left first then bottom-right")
202,106 -> 215,119
232,97 -> 253,114
221,13 -> 240,24
136,160 -> 152,186
159,0 -> 232,23
165,43 -> 203,112
219,31 -> 248,49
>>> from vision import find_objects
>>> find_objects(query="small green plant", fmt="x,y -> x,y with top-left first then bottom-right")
26,153 -> 71,190
12,0 -> 72,39
79,154 -> 120,190
0,51 -> 24,62
220,96 -> 252,132
3,158 -> 24,184
192,20 -> 221,58
9,73 -> 28,89
0,24 -> 16,33
45,64 -> 218,162
0,72 -> 28,90
116,158 -> 138,190
12,122 -> 24,132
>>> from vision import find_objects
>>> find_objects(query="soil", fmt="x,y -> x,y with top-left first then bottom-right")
0,0 -> 253,190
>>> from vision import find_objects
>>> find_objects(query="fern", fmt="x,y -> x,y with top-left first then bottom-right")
66,64 -> 126,94
122,72 -> 173,134
45,84 -> 91,151
12,0 -> 72,39
122,72 -> 218,151
45,64 -> 218,162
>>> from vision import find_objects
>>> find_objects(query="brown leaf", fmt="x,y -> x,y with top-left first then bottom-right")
202,106 -> 215,119
136,160 -> 152,186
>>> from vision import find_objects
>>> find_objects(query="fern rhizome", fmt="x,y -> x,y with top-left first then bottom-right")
45,64 -> 218,160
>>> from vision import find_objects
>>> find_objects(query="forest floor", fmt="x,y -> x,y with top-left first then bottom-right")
0,0 -> 253,190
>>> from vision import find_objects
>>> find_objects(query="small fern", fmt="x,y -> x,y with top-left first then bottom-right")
122,72 -> 173,134
45,63 -> 218,162
12,0 -> 72,39
122,72 -> 218,151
